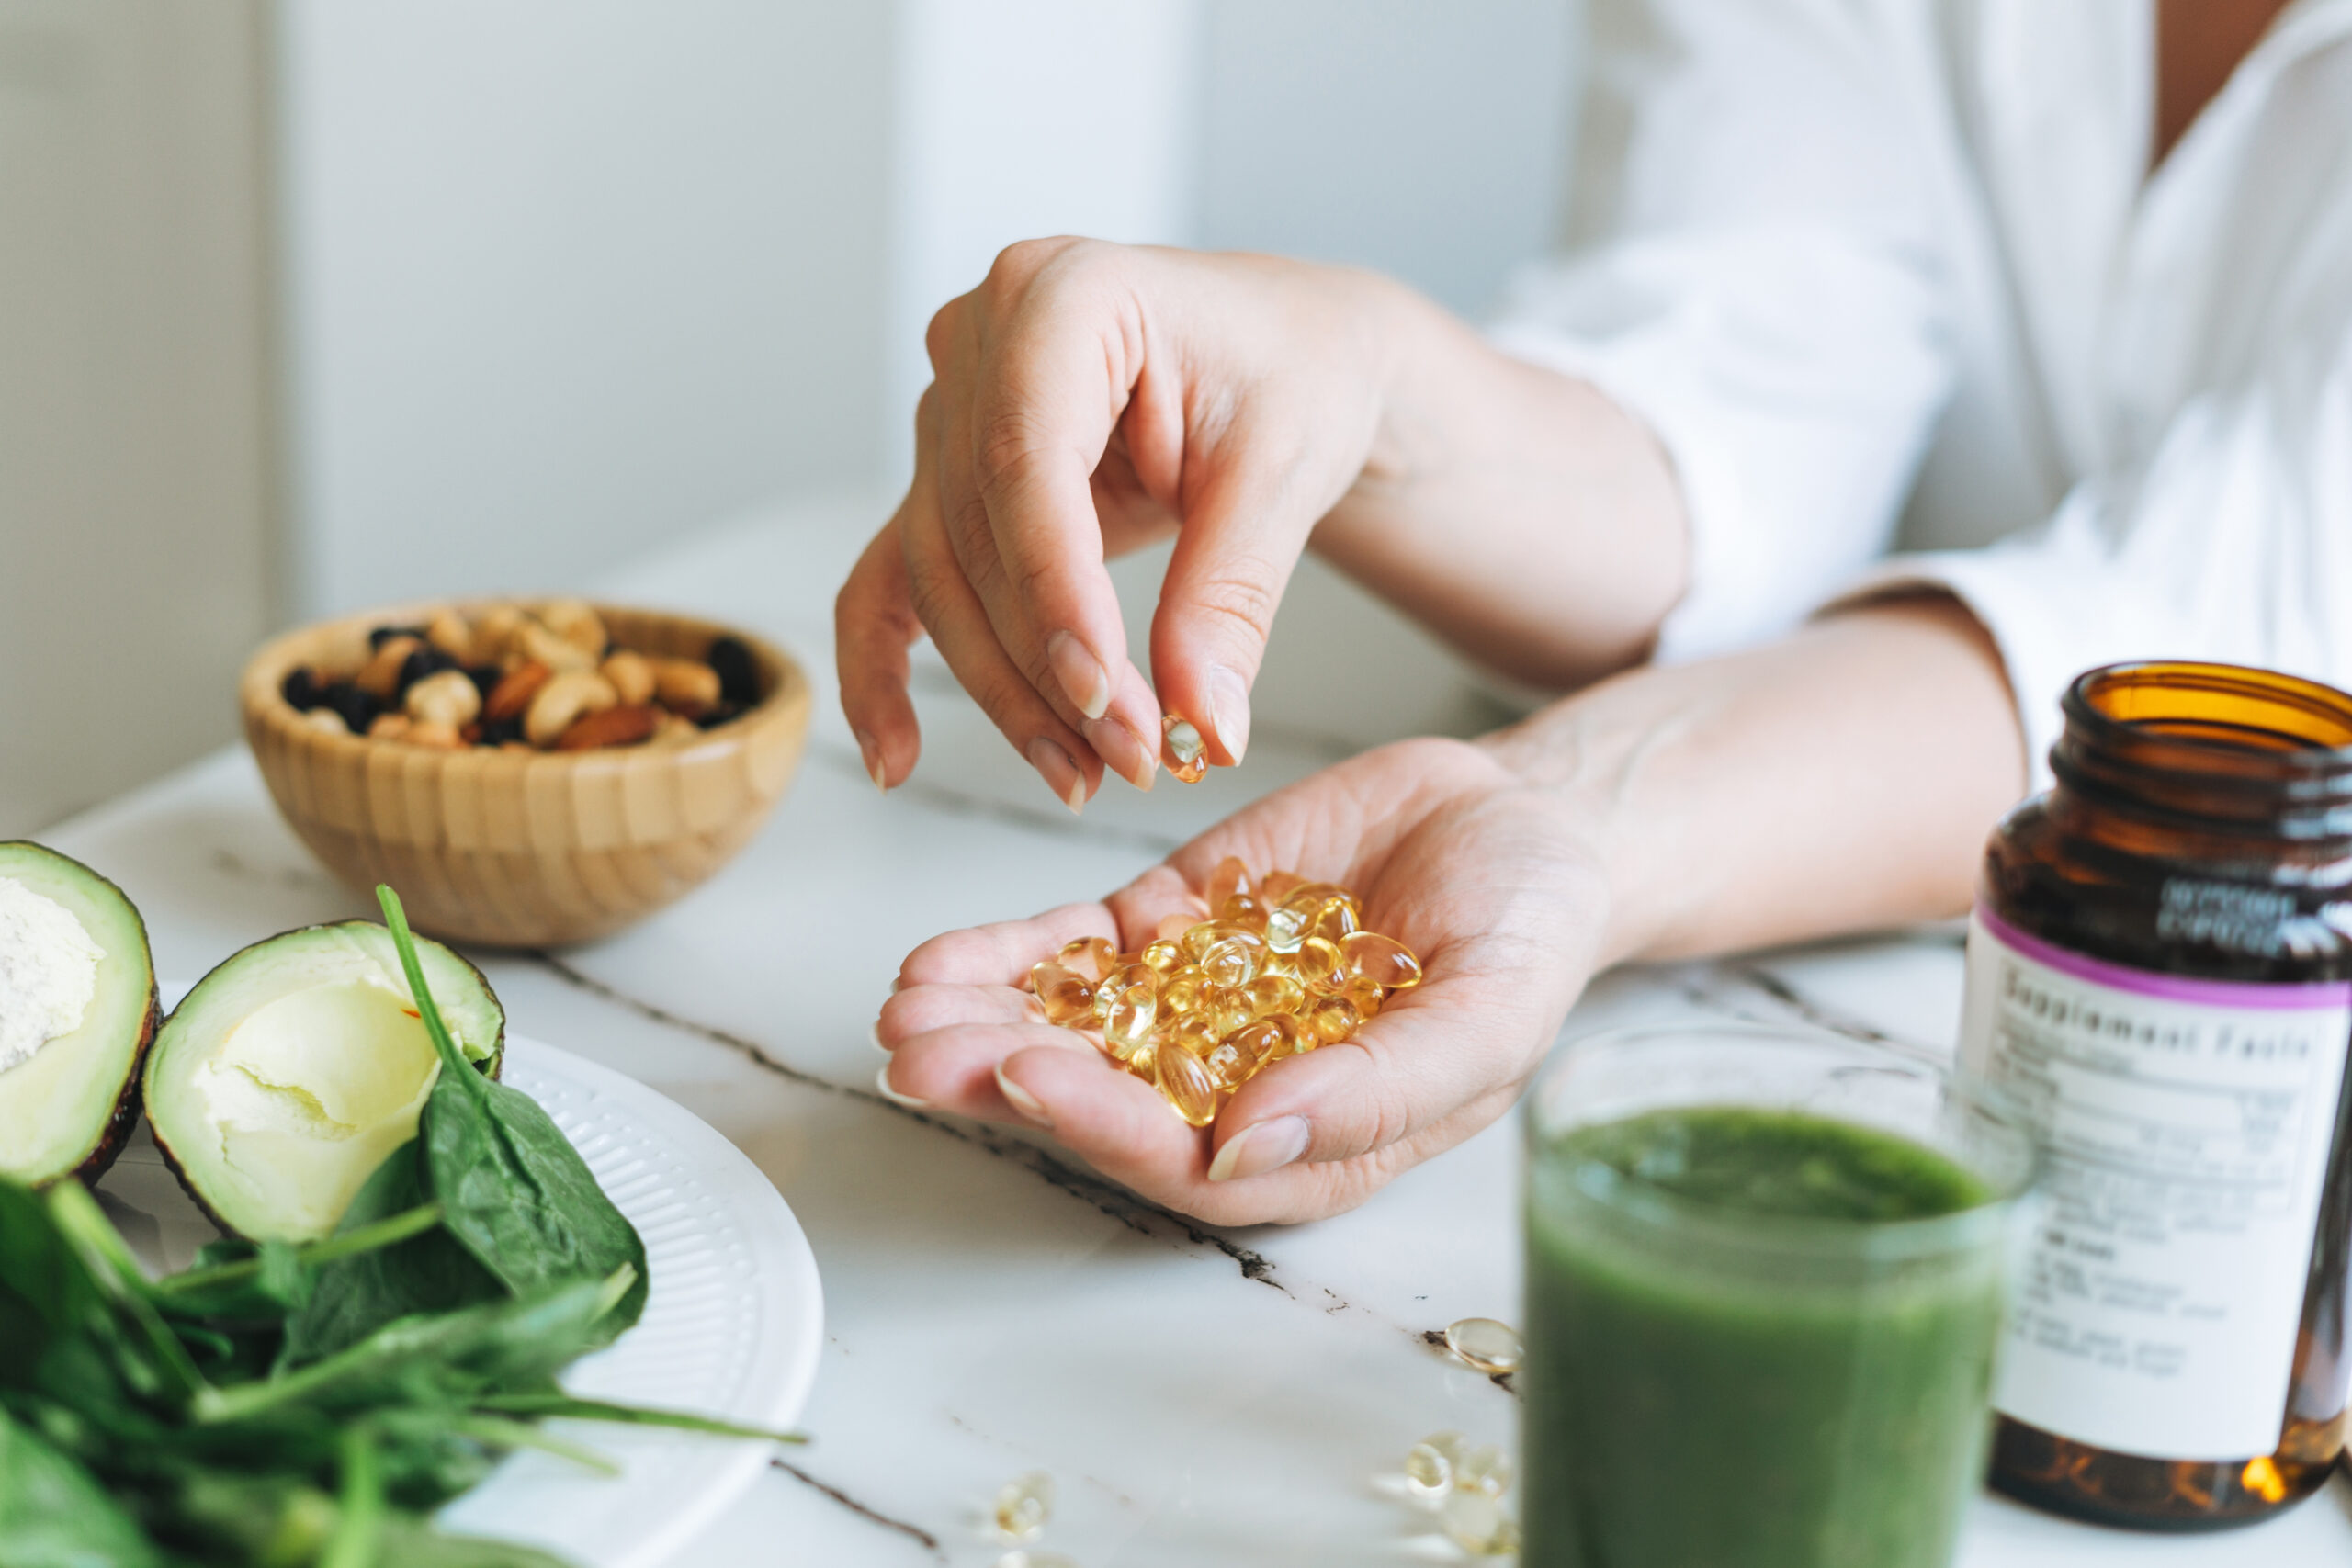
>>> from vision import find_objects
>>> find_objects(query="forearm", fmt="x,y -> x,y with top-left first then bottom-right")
1482,596 -> 2028,965
1312,276 -> 1689,691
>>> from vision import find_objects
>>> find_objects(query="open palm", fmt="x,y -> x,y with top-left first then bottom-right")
876,738 -> 1606,1224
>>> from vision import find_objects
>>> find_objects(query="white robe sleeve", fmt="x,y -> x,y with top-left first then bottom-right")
1491,0 -> 1960,663
1848,323 -> 2352,787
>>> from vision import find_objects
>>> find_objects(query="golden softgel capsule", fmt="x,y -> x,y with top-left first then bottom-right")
1023,857 -> 1422,1130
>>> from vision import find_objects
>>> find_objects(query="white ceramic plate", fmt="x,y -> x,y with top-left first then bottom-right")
99,1000 -> 824,1568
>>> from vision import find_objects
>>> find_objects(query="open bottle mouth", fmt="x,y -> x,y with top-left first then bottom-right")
2053,661 -> 2352,839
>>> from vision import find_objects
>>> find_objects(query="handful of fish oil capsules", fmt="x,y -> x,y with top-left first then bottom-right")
1025,857 -> 1423,1128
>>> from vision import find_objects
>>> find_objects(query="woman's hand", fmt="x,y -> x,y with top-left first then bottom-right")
835,240 -> 1406,809
874,737 -> 1607,1225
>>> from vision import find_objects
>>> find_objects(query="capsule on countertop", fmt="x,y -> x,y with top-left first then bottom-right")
991,1471 -> 1054,1543
1444,1317 -> 1523,1376
1403,1430 -> 1469,1504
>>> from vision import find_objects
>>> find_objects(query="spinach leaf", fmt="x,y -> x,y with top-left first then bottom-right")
196,1269 -> 634,1427
42,1182 -> 205,1410
280,1142 -> 499,1366
372,1517 -> 577,1568
318,1425 -> 384,1568
0,1406 -> 164,1568
478,1391 -> 803,1444
377,887 -> 648,1340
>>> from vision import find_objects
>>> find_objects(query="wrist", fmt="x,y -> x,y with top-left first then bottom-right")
1476,674 -> 1689,972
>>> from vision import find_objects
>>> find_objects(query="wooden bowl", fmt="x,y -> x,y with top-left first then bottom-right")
241,600 -> 810,948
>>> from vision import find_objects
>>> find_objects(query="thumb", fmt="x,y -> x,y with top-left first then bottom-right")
1148,454 -> 1323,769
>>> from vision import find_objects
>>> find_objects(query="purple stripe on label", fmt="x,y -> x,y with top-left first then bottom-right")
1976,906 -> 2352,1010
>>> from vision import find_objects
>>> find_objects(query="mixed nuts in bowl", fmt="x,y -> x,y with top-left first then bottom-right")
243,599 -> 810,948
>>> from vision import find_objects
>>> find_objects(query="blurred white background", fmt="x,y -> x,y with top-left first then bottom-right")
0,0 -> 1578,834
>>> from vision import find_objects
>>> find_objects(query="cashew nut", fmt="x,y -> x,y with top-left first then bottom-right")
525,670 -> 618,748
600,649 -> 655,706
514,618 -> 596,673
538,598 -> 608,657
471,604 -> 526,662
652,658 -> 721,717
425,608 -> 473,662
404,668 -> 481,728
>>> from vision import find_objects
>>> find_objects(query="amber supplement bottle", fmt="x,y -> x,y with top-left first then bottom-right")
1962,661 -> 2352,1529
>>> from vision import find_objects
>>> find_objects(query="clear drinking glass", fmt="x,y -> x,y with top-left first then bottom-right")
1521,1021 -> 2037,1568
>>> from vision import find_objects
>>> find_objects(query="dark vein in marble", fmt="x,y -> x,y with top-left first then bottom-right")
1728,964 -> 1905,1046
527,952 -> 1291,1295
771,1459 -> 944,1560
808,742 -> 1184,856
1676,962 -> 1941,1059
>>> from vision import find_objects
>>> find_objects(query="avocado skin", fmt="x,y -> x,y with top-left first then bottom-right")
146,919 -> 503,1239
69,983 -> 158,1186
0,842 -> 160,1190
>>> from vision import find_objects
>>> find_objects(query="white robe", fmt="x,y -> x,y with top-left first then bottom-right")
1492,0 -> 2352,783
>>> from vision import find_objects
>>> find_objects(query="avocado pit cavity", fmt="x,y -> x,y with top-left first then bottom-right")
195,979 -> 442,1240
0,874 -> 105,1075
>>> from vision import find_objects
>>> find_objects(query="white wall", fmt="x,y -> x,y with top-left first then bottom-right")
882,0 -> 1201,490
1198,0 -> 1577,318
0,0 -> 275,834
277,0 -> 895,616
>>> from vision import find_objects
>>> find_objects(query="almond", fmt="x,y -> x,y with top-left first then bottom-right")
555,703 -> 660,751
484,660 -> 552,721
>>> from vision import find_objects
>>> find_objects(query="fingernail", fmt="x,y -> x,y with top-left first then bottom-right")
867,1020 -> 886,1052
995,1061 -> 1053,1127
1206,664 -> 1250,764
1027,737 -> 1087,816
1207,1114 -> 1310,1182
855,730 -> 888,793
875,1062 -> 929,1109
1082,715 -> 1157,791
1046,631 -> 1113,721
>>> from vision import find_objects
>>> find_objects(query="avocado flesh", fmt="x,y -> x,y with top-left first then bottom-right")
146,921 -> 503,1242
0,842 -> 158,1187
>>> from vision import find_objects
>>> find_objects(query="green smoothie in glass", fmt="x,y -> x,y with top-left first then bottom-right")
1522,1026 -> 2033,1568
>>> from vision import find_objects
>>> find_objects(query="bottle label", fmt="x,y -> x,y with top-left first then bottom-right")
1961,906 -> 2351,1461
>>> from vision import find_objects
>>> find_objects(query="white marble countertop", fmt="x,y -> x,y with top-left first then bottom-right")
45,493 -> 2352,1564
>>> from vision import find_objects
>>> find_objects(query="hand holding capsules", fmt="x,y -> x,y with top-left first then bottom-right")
876,737 -> 1605,1224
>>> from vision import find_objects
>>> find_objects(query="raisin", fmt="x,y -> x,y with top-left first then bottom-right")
695,700 -> 746,731
368,623 -> 427,649
281,667 -> 324,712
707,635 -> 759,705
477,714 -> 524,747
397,647 -> 459,694
325,682 -> 381,735
464,663 -> 503,700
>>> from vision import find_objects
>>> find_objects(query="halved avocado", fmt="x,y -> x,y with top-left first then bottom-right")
144,921 -> 503,1241
0,842 -> 160,1186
